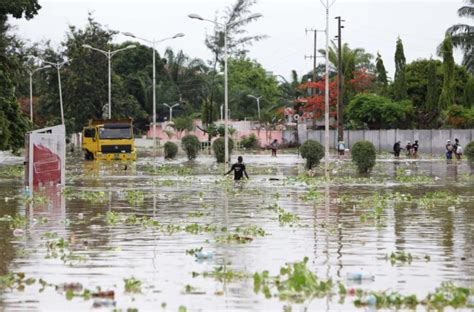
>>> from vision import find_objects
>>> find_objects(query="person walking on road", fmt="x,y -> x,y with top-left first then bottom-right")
225,156 -> 249,181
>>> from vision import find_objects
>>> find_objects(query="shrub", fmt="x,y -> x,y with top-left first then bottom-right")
465,141 -> 474,162
300,140 -> 324,169
212,137 -> 234,163
240,134 -> 260,149
181,135 -> 200,160
352,141 -> 377,174
164,141 -> 178,159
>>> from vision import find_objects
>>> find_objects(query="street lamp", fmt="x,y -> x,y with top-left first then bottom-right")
247,94 -> 262,121
320,0 -> 336,178
121,32 -> 184,155
189,12 -> 262,168
82,44 -> 136,119
41,60 -> 69,125
27,65 -> 51,123
163,103 -> 180,121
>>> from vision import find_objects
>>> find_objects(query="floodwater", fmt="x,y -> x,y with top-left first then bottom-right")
0,151 -> 473,311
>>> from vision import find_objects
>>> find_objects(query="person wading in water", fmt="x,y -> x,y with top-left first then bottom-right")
225,156 -> 249,181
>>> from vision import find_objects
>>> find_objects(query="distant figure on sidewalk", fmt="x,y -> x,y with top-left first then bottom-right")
337,140 -> 345,156
454,138 -> 463,160
270,139 -> 278,157
446,140 -> 454,160
225,156 -> 249,181
393,140 -> 402,158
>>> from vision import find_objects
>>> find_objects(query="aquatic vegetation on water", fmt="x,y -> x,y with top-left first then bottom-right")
125,190 -> 144,206
0,165 -> 24,178
0,273 -> 35,291
193,265 -> 248,282
63,189 -> 107,204
124,277 -> 142,293
0,214 -> 28,229
235,226 -> 266,237
395,168 -> 434,184
253,257 -> 333,303
417,191 -> 460,210
266,204 -> 300,226
253,258 -> 474,309
142,164 -> 194,176
215,233 -> 254,244
386,251 -> 413,265
301,189 -> 320,202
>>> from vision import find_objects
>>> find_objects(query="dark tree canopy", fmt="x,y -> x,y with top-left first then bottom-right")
0,0 -> 41,19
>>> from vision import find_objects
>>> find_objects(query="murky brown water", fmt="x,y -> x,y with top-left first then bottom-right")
0,151 -> 473,311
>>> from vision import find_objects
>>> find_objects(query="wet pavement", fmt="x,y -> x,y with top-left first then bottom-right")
0,151 -> 473,311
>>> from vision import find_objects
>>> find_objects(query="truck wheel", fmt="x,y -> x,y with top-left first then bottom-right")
85,151 -> 94,160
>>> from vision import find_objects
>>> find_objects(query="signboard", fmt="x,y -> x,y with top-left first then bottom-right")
25,125 -> 66,189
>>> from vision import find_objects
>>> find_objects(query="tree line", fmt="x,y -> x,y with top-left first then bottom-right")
1,0 -> 474,152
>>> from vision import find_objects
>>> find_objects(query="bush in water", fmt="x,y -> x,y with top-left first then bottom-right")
164,141 -> 178,159
181,135 -> 200,160
300,140 -> 324,169
465,141 -> 474,162
212,137 -> 234,163
352,141 -> 377,174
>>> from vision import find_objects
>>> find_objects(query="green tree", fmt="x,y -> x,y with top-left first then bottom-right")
447,0 -> 474,74
319,42 -> 374,102
0,0 -> 39,151
438,36 -> 456,109
201,0 -> 266,128
345,94 -> 413,129
375,52 -> 388,95
0,0 -> 41,19
171,117 -> 194,138
463,76 -> 474,108
425,60 -> 439,110
393,38 -> 408,100
227,57 -> 280,120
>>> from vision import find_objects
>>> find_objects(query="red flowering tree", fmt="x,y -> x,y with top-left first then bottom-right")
295,68 -> 375,123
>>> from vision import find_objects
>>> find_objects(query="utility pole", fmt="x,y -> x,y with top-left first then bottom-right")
335,16 -> 345,143
305,28 -> 324,129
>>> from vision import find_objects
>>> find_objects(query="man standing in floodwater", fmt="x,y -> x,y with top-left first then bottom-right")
225,156 -> 249,181
446,140 -> 454,160
393,140 -> 402,158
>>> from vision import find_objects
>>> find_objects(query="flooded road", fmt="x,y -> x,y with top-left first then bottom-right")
0,152 -> 473,311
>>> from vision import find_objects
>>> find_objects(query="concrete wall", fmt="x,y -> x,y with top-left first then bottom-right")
282,129 -> 474,154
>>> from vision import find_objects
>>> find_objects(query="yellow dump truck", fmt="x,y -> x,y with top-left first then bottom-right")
82,119 -> 136,161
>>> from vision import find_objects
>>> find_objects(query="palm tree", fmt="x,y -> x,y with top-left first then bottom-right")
319,41 -> 374,78
447,0 -> 474,73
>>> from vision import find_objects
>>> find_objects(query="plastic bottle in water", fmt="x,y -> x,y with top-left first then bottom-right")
23,186 -> 31,197
346,272 -> 375,281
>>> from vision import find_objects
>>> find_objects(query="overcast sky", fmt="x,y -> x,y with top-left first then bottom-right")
11,0 -> 466,80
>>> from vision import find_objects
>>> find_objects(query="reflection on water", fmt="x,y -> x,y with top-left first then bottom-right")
0,154 -> 473,311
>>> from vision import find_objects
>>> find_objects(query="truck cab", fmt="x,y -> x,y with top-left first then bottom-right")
82,119 -> 136,161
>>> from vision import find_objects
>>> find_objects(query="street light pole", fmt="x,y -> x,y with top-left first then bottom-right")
121,32 -> 184,158
224,27 -> 229,166
247,94 -> 262,120
28,66 -> 51,122
42,60 -> 68,125
82,44 -> 136,119
321,0 -> 336,178
163,103 -> 180,121
189,12 -> 262,170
